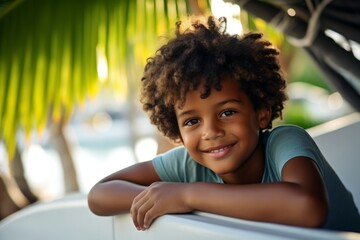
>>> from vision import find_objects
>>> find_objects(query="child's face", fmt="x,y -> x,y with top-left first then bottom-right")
175,77 -> 270,183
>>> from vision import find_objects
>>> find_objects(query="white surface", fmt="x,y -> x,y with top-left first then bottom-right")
0,193 -> 113,240
113,211 -> 360,240
1,193 -> 359,240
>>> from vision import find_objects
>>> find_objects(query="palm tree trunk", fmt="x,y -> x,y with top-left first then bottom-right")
11,145 -> 38,203
50,116 -> 79,193
0,174 -> 22,220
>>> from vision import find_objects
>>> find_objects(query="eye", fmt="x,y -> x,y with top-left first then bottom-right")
220,110 -> 237,117
184,118 -> 200,126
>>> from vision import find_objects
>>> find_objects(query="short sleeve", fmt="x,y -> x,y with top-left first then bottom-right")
266,125 -> 325,178
152,146 -> 187,182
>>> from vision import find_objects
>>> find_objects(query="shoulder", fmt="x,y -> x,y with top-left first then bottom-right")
153,146 -> 191,168
152,146 -> 189,182
267,124 -> 310,138
263,125 -> 324,175
154,146 -> 191,162
264,125 -> 313,149
265,124 -> 317,152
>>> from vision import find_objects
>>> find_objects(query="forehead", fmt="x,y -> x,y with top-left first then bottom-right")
176,78 -> 248,110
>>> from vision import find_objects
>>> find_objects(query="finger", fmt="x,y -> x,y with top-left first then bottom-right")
132,188 -> 147,204
131,192 -> 154,230
131,191 -> 147,230
135,203 -> 151,230
130,203 -> 141,230
143,206 -> 161,229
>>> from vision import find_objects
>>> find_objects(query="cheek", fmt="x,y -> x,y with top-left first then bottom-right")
179,129 -> 198,148
243,114 -> 262,134
180,132 -> 193,145
231,121 -> 260,143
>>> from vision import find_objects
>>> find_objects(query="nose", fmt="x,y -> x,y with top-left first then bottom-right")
201,119 -> 225,140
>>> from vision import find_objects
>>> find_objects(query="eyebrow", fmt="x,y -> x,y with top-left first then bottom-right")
176,99 -> 242,118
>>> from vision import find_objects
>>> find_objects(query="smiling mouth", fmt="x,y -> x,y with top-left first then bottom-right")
203,144 -> 235,158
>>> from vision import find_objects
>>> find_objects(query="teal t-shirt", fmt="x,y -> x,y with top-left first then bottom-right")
152,125 -> 360,232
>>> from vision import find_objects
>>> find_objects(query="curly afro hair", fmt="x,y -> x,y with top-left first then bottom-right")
140,16 -> 287,142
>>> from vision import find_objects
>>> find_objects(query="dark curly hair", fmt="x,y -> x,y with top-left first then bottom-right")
140,16 -> 287,142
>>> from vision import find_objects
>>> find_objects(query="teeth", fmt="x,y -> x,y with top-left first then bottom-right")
210,146 -> 228,153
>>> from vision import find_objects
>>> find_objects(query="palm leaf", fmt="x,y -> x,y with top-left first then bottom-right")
0,0 -> 211,160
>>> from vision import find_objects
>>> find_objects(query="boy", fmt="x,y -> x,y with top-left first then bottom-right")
88,16 -> 360,232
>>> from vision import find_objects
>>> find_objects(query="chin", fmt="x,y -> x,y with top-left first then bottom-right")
211,167 -> 235,176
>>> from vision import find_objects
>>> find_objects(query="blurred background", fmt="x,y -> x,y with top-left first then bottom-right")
0,0 -> 356,220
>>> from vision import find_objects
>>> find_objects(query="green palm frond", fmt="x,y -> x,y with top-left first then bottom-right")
0,0 -> 211,159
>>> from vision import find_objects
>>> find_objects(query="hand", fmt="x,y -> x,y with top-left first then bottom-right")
130,182 -> 193,230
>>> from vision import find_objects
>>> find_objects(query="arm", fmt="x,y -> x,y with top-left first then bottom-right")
131,156 -> 328,230
187,156 -> 328,226
87,160 -> 161,216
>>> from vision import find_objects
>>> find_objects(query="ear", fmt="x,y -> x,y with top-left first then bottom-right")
257,107 -> 272,129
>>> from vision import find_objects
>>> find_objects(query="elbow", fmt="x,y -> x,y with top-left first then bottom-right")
308,202 -> 328,228
87,186 -> 106,216
297,193 -> 328,228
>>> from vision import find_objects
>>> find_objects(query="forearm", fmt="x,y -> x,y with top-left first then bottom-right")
88,180 -> 146,216
185,182 -> 327,227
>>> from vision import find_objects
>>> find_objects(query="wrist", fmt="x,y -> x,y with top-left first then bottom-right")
182,182 -> 199,210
